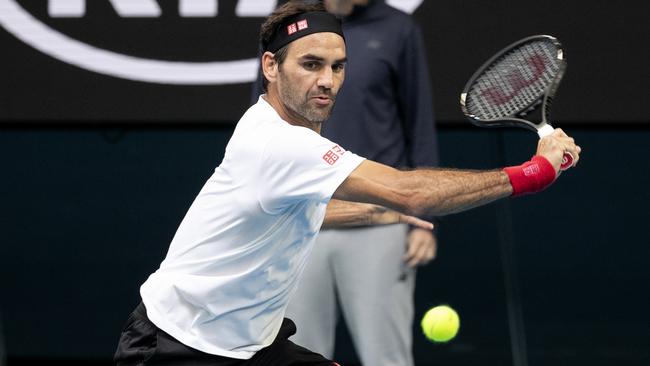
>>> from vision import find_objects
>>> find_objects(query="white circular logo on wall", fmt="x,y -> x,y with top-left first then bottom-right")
0,0 -> 422,85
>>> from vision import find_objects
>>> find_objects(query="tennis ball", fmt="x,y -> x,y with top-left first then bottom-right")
421,305 -> 460,343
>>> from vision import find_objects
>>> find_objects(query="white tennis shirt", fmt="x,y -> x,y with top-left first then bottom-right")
140,96 -> 365,359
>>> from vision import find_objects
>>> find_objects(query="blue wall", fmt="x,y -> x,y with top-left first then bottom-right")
1,126 -> 648,366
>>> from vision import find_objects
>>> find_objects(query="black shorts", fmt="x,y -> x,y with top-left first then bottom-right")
114,302 -> 339,366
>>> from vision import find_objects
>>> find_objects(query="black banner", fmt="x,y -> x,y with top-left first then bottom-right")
0,0 -> 646,123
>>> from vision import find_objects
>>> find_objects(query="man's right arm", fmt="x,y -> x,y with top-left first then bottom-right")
333,129 -> 581,217
334,160 -> 512,217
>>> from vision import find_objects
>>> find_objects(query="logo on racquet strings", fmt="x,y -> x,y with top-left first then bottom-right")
0,0 -> 422,85
481,54 -> 548,106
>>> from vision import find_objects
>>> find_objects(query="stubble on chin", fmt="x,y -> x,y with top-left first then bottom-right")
281,90 -> 333,124
302,103 -> 333,123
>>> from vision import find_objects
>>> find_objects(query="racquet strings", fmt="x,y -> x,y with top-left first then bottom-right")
465,39 -> 562,121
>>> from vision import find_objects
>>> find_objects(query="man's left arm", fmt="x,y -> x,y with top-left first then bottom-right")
322,199 -> 433,230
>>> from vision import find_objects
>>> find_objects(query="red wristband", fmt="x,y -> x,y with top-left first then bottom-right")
503,156 -> 557,197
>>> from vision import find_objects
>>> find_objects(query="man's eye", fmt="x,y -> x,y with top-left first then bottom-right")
333,64 -> 345,72
304,62 -> 319,70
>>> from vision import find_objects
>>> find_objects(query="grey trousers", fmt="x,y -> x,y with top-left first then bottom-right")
286,224 -> 415,366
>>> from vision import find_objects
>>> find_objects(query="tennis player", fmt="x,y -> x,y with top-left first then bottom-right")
114,1 -> 581,365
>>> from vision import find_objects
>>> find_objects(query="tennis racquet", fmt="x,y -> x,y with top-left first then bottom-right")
460,35 -> 574,171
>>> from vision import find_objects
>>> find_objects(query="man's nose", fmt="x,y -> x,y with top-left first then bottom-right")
317,67 -> 334,89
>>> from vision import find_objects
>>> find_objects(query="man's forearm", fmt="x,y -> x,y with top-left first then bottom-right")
397,168 -> 513,216
322,199 -> 434,230
322,199 -> 376,228
334,161 -> 514,218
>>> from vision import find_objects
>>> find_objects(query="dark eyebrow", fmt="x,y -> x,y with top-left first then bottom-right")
300,54 -> 325,62
300,54 -> 347,64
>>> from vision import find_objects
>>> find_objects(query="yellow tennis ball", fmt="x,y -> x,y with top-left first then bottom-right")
421,305 -> 460,343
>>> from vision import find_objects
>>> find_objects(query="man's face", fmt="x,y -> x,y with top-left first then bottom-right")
276,32 -> 346,124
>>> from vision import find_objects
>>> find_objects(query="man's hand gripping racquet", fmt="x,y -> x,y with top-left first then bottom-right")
460,35 -> 574,171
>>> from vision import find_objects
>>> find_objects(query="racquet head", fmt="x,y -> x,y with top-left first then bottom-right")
460,35 -> 566,133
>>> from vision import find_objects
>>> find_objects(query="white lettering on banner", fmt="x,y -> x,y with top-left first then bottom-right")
0,0 -> 422,85
179,0 -> 218,18
48,0 -> 279,18
48,0 -> 84,17
235,0 -> 277,17
102,0 -> 161,17
49,0 -> 161,18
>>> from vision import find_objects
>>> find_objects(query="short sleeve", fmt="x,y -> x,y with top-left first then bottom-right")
258,126 -> 365,214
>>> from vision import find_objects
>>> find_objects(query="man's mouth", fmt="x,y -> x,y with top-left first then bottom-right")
312,95 -> 332,106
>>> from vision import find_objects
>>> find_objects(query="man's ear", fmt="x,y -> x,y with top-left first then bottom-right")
262,51 -> 278,85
